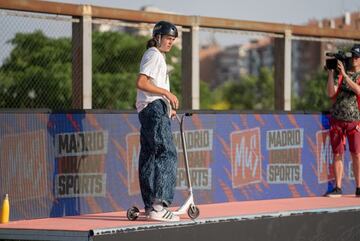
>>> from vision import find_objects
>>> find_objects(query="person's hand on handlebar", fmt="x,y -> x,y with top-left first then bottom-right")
170,109 -> 177,119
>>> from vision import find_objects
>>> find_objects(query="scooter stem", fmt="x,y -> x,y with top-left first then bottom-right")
178,114 -> 193,191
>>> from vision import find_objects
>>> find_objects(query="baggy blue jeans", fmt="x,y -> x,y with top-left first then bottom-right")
138,99 -> 178,210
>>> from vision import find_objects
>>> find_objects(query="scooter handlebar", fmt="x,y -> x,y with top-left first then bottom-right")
175,113 -> 192,123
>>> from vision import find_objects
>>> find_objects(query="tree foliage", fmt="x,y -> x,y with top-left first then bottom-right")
0,31 -> 72,108
292,69 -> 330,111
0,30 -> 182,109
210,67 -> 275,110
0,30 -> 330,111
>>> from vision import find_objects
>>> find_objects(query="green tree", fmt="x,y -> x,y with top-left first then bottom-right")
199,80 -> 214,109
0,30 -> 182,109
92,31 -> 145,109
292,69 -> 330,111
165,46 -> 182,103
0,31 -> 72,108
211,67 -> 275,110
92,31 -> 182,109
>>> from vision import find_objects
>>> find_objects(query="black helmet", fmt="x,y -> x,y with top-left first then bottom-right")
152,21 -> 178,38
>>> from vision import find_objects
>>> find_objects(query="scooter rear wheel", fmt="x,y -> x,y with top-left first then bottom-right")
187,205 -> 200,219
127,206 -> 140,221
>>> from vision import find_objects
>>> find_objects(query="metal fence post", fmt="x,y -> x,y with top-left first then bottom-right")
72,5 -> 92,109
274,29 -> 292,111
181,16 -> 200,110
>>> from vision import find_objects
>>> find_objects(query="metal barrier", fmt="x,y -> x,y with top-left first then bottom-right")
0,0 -> 360,111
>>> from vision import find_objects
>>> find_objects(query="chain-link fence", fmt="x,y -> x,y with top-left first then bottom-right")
0,10 -> 74,109
198,27 -> 360,111
0,10 -> 183,110
198,28 -> 281,110
90,19 -> 183,110
1,3 -> 360,111
290,38 -> 351,111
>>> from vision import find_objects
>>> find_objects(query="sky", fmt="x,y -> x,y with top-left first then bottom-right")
47,0 -> 360,25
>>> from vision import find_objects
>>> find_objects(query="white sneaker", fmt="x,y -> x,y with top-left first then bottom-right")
147,208 -> 180,222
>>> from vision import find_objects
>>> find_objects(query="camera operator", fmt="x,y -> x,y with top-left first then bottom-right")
326,44 -> 360,197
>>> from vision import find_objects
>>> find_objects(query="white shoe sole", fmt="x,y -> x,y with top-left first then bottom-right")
148,216 -> 180,222
326,194 -> 342,198
147,209 -> 180,222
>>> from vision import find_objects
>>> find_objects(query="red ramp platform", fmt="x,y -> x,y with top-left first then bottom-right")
1,196 -> 360,241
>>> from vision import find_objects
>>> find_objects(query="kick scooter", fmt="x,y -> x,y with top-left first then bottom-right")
127,113 -> 200,220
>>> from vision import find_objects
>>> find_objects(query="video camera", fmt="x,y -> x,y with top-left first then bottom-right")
325,51 -> 352,71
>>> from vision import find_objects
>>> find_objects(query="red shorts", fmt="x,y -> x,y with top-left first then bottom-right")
330,118 -> 360,154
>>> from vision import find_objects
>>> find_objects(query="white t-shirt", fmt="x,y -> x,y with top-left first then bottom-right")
136,47 -> 171,114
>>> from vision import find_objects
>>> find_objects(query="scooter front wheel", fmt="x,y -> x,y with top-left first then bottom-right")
127,206 -> 140,221
187,205 -> 200,219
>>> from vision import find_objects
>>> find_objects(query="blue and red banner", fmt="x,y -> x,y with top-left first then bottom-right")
0,112 -> 354,221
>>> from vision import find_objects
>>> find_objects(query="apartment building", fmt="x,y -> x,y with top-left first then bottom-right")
200,11 -> 360,92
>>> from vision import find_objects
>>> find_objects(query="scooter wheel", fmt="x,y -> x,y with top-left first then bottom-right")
187,205 -> 200,219
127,206 -> 140,221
